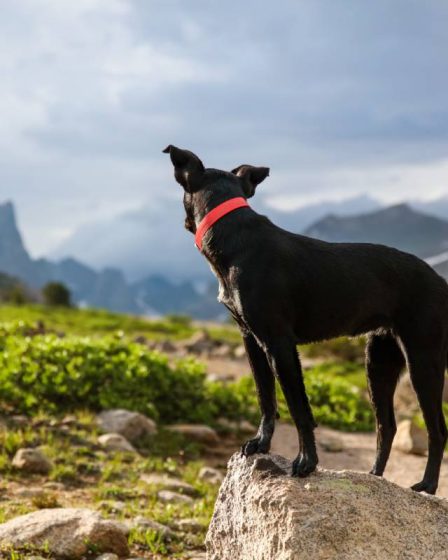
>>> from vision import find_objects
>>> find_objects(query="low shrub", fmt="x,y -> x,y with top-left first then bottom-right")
229,363 -> 374,432
0,321 -> 242,424
302,336 -> 365,363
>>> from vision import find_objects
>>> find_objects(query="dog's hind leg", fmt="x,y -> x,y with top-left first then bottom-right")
241,333 -> 277,456
264,339 -> 318,477
366,333 -> 405,477
401,339 -> 447,494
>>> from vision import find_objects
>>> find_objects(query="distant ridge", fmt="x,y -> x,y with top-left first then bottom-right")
304,203 -> 448,258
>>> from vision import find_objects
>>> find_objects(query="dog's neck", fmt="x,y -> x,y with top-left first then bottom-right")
191,195 -> 254,267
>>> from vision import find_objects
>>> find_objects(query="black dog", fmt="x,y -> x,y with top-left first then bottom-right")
163,145 -> 448,495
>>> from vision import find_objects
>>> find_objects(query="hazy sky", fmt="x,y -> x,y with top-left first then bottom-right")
1,0 -> 447,256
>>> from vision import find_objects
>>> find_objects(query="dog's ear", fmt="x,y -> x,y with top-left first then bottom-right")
163,145 -> 205,192
231,164 -> 270,198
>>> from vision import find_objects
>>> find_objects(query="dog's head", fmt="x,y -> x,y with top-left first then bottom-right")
163,145 -> 269,233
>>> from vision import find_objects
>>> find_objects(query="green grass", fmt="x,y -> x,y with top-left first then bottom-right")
0,304 -> 198,339
0,412 -> 216,558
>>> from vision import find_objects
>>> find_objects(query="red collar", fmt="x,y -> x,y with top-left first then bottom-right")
195,197 -> 249,251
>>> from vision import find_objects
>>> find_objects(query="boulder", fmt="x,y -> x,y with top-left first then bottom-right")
12,448 -> 53,474
96,409 -> 156,443
98,433 -> 137,453
206,452 -> 448,560
0,508 -> 129,558
167,424 -> 219,445
393,419 -> 428,455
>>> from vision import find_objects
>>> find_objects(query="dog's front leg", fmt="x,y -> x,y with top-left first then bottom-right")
241,333 -> 277,456
265,339 -> 318,477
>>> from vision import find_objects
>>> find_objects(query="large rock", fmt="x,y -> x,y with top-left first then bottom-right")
12,448 -> 53,474
96,409 -> 156,443
0,508 -> 129,557
393,419 -> 428,455
206,453 -> 448,560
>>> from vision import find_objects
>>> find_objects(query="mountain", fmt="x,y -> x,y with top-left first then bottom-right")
52,194 -> 381,282
304,203 -> 448,258
0,201 -> 221,318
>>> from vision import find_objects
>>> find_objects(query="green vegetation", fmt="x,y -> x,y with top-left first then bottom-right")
230,361 -> 374,432
0,319 -> 373,431
0,303 -> 238,342
0,321 -> 244,424
42,282 -> 72,307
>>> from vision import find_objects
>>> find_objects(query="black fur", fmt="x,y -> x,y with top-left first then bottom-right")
164,145 -> 448,494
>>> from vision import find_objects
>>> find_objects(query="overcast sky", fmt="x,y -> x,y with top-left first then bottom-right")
1,0 -> 447,257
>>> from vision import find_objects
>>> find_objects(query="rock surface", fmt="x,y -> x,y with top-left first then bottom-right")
96,409 -> 156,443
393,419 -> 428,455
12,448 -> 53,474
0,508 -> 129,558
206,452 -> 448,560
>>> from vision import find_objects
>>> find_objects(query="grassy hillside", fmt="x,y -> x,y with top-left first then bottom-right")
0,303 -> 240,342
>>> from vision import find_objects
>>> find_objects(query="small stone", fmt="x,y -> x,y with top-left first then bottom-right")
14,487 -> 46,499
198,467 -> 224,485
10,415 -> 28,427
43,481 -> 66,491
130,517 -> 176,539
140,473 -> 199,496
216,417 -> 237,431
158,490 -> 194,505
319,436 -> 344,453
234,345 -> 246,359
98,433 -> 137,453
12,448 -> 53,474
207,373 -> 234,383
173,518 -> 204,533
393,419 -> 428,455
97,409 -> 157,443
96,554 -> 119,560
238,420 -> 257,434
182,330 -> 214,354
167,424 -> 219,445
210,344 -> 233,358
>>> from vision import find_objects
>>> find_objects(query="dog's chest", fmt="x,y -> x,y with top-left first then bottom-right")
209,264 -> 243,315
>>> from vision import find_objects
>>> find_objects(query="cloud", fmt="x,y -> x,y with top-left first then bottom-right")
0,0 -> 447,257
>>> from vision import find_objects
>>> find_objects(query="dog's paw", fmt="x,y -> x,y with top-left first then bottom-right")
411,479 -> 437,495
241,437 -> 270,457
292,453 -> 317,478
